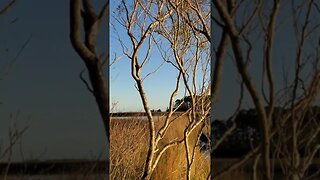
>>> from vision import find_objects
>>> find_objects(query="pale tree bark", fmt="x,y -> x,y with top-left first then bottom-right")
214,1 -> 272,179
212,0 -> 320,179
112,0 -> 211,179
69,0 -> 109,142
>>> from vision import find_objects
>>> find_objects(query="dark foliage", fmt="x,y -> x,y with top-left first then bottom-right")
212,106 -> 320,158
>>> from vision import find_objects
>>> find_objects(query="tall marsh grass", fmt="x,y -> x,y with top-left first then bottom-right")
110,115 -> 210,179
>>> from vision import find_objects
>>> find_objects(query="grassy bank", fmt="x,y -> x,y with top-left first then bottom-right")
0,160 -> 108,180
213,158 -> 320,180
110,115 -> 210,179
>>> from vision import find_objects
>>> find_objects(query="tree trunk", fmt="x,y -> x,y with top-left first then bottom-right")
86,60 -> 109,140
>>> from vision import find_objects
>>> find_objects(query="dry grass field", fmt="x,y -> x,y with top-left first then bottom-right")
4,173 -> 106,180
213,158 -> 320,180
110,114 -> 210,180
0,160 -> 108,180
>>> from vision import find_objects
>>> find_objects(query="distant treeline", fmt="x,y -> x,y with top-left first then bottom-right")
110,112 -> 185,117
0,160 -> 108,175
212,106 -> 320,158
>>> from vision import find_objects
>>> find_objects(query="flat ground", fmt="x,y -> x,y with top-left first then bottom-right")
110,114 -> 210,179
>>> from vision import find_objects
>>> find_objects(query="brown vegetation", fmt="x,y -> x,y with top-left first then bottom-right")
0,159 -> 108,180
110,115 -> 210,180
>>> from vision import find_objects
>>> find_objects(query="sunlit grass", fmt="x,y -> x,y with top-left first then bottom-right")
110,115 -> 210,179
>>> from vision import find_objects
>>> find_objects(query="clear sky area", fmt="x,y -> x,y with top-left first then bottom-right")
110,0 -> 210,113
1,0 -> 319,162
211,1 -> 320,120
111,0 -> 320,120
0,0 -> 107,161
110,0 -> 180,113
109,0 -> 256,117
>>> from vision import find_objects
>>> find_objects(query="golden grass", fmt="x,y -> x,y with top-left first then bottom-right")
213,158 -> 320,179
110,115 -> 210,180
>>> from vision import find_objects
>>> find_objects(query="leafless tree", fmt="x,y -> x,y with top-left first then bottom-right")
212,0 -> 320,179
69,0 -> 109,141
111,0 -> 210,179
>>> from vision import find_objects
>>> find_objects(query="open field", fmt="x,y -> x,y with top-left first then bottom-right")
0,160 -> 108,180
3,173 -> 106,180
213,158 -> 320,180
110,114 -> 210,180
5,158 -> 320,179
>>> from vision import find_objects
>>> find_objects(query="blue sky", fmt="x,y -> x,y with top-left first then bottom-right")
109,23 -> 180,112
110,0 -> 211,113
0,0 -> 318,162
109,0 -> 300,118
0,0 -> 106,161
211,0 -> 320,119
